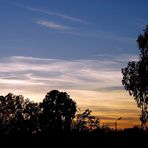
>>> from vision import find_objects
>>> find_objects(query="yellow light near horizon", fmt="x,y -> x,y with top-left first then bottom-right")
68,89 -> 141,129
0,87 -> 141,129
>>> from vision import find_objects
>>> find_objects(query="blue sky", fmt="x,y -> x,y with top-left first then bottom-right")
0,0 -> 148,128
1,0 -> 148,59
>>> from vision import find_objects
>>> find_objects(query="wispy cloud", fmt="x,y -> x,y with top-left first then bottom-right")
0,54 -> 137,93
28,7 -> 87,24
0,55 -> 140,128
27,7 -> 134,43
56,29 -> 135,45
36,20 -> 72,30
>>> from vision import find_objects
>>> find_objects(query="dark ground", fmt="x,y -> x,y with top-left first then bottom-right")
1,128 -> 148,147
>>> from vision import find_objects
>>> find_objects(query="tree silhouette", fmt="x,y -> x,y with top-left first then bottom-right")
23,99 -> 40,134
0,93 -> 25,135
122,25 -> 148,128
0,91 -> 77,136
40,90 -> 77,132
75,109 -> 100,131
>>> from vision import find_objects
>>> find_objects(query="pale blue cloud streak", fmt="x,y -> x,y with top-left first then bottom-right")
0,54 -> 137,92
28,7 -> 88,24
36,20 -> 72,30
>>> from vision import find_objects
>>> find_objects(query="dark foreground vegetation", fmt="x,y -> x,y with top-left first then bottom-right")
0,90 -> 147,147
1,126 -> 148,147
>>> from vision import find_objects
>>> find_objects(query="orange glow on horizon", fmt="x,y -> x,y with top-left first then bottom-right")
0,88 -> 142,129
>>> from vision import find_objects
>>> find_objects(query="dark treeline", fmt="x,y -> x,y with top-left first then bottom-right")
0,90 -> 77,136
0,90 -> 148,147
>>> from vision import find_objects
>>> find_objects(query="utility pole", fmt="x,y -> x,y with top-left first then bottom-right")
115,117 -> 122,131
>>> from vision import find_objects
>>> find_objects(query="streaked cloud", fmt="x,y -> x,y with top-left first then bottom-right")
0,54 -> 140,128
28,7 -> 87,24
0,54 -> 138,104
36,20 -> 72,30
0,54 -> 138,93
47,28 -> 135,45
65,30 -> 135,44
28,7 -> 134,43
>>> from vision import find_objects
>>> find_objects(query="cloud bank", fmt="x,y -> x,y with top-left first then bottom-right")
0,54 -> 138,96
0,54 -> 140,128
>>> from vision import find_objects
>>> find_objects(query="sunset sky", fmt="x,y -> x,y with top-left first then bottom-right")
1,0 -> 148,129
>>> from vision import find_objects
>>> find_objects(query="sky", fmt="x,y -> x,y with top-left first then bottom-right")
0,0 -> 148,129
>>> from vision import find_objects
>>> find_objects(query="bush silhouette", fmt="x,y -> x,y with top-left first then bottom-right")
75,109 -> 100,131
